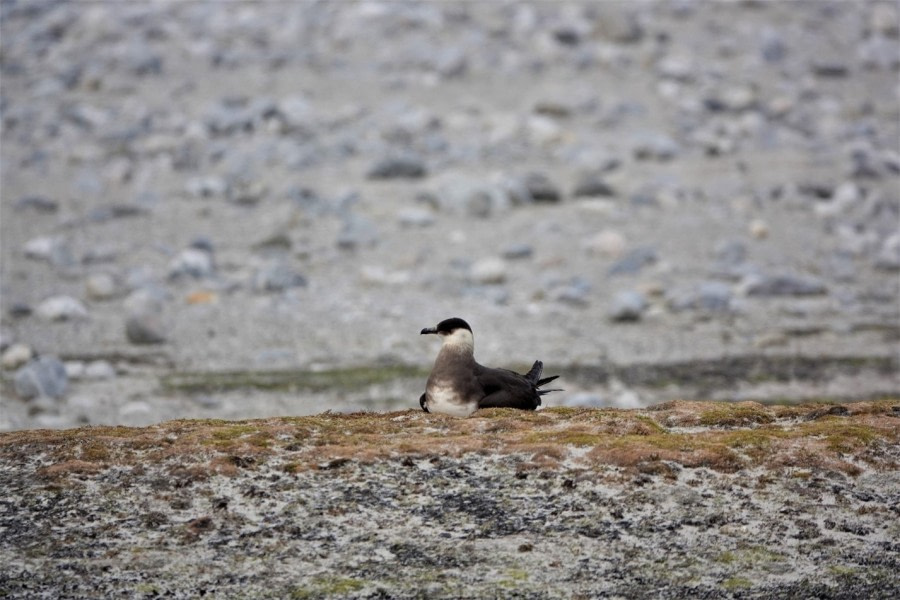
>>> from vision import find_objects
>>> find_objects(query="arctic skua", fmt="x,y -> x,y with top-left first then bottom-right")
419,317 -> 560,417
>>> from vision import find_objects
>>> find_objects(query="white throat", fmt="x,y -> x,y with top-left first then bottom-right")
440,328 -> 474,354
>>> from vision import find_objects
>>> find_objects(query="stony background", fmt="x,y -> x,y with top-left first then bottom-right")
2,1 -> 899,430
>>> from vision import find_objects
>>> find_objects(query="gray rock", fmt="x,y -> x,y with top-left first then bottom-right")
550,277 -> 592,306
1,344 -> 33,370
14,356 -> 68,400
502,243 -> 533,260
337,215 -> 379,250
713,240 -> 748,266
126,314 -> 167,345
397,207 -> 435,228
84,360 -> 116,380
252,261 -> 307,292
760,28 -> 787,63
186,176 -> 228,198
742,273 -> 828,297
874,233 -> 900,271
35,296 -> 88,321
572,173 -> 617,198
367,155 -> 427,179
608,247 -> 657,276
168,248 -> 215,280
469,258 -> 507,284
609,290 -> 648,322
859,35 -> 900,70
436,180 -> 507,218
86,203 -> 147,223
521,172 -> 561,203
696,282 -> 733,312
15,195 -> 58,213
85,272 -> 119,301
633,134 -> 680,161
23,236 -> 75,270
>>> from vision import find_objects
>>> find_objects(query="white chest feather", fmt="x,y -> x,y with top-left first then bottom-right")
427,384 -> 478,417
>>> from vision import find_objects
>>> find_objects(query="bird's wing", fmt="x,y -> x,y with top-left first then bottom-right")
473,364 -> 540,410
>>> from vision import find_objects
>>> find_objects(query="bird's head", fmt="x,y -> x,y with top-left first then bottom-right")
421,317 -> 474,350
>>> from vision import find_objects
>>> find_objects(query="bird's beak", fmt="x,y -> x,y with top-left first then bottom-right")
421,327 -> 437,335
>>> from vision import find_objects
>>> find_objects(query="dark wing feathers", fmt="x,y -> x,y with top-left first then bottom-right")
472,362 -> 560,410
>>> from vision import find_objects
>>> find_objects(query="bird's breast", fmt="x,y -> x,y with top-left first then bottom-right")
426,382 -> 478,417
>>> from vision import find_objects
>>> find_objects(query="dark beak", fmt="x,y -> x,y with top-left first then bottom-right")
421,327 -> 437,335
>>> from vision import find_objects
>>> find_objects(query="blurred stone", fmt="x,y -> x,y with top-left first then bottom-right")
749,219 -> 769,239
337,215 -> 379,249
126,314 -> 166,345
874,232 -> 900,271
633,133 -> 680,161
742,273 -> 828,297
502,243 -> 533,260
584,230 -> 626,258
36,296 -> 88,321
572,173 -> 617,198
168,248 -> 214,280
85,272 -> 119,300
1,344 -> 33,370
469,258 -> 508,284
15,195 -> 58,213
609,290 -> 648,322
367,155 -> 427,179
870,3 -> 899,37
14,356 -> 68,400
252,261 -> 307,292
550,277 -> 592,306
397,207 -> 435,228
609,247 -> 657,276
522,172 -> 561,203
84,360 -> 116,380
713,240 -> 747,266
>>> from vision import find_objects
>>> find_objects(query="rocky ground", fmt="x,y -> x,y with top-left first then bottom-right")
1,1 -> 899,430
1,401 -> 898,598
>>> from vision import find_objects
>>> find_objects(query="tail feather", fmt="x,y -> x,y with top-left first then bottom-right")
527,361 -> 562,396
524,360 -> 544,384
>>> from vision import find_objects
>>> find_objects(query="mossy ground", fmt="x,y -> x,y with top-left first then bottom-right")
1,400 -> 897,480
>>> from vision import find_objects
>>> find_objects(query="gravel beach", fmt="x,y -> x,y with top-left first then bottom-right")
1,2 -> 899,427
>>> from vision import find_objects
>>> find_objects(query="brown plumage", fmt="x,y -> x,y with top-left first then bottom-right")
419,317 -> 560,417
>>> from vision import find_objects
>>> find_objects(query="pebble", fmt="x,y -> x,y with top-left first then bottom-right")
713,240 -> 747,266
252,260 -> 307,292
741,273 -> 828,297
502,243 -> 533,260
749,219 -> 769,239
397,207 -> 435,228
696,281 -> 734,312
168,248 -> 215,279
84,360 -> 117,380
14,356 -> 68,400
367,155 -> 428,179
337,215 -> 379,250
550,277 -> 592,306
15,195 -> 59,213
469,257 -> 507,284
436,179 -> 507,218
23,236 -> 74,270
186,176 -> 228,199
35,296 -> 88,321
125,314 -> 167,345
1,344 -> 33,370
584,230 -> 626,258
85,272 -> 119,300
633,133 -> 680,161
572,173 -> 617,198
609,290 -> 648,322
874,232 -> 900,271
608,247 -> 657,276
521,172 -> 561,203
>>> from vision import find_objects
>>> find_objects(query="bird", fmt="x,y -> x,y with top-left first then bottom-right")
418,317 -> 561,417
